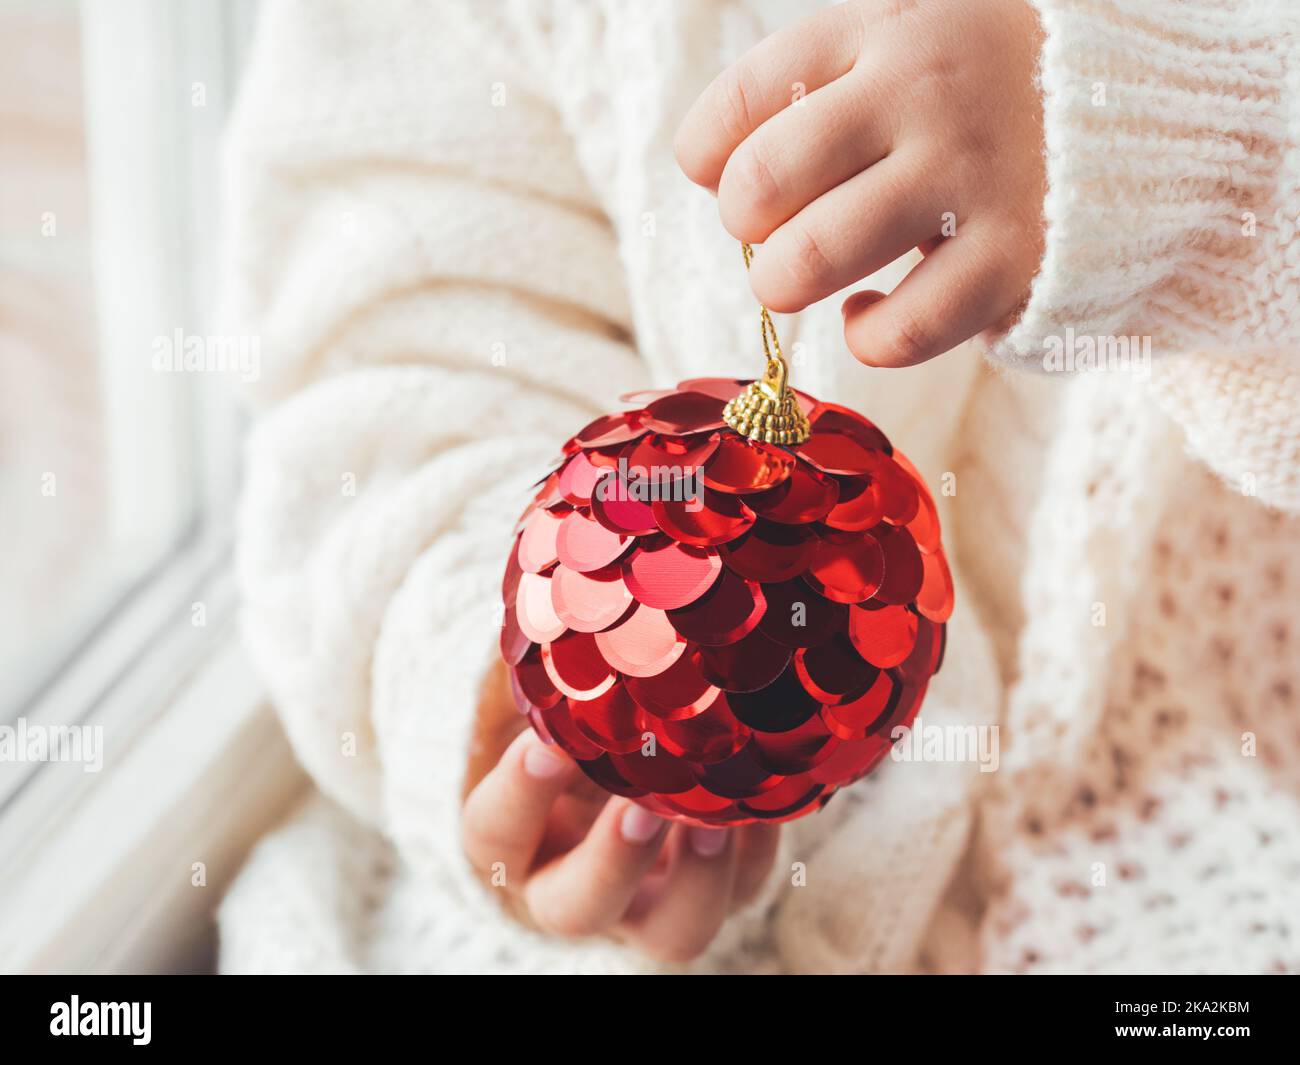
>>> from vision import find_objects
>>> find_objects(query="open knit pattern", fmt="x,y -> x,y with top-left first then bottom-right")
217,0 -> 1300,974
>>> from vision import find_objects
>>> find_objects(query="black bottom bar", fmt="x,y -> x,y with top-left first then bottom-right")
0,975 -> 1289,1051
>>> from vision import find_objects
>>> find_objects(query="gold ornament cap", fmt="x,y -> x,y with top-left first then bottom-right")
722,356 -> 810,444
723,242 -> 810,445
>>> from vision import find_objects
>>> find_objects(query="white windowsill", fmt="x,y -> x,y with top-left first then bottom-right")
0,621 -> 308,974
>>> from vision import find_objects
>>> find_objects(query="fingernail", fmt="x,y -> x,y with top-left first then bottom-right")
620,805 -> 665,844
690,827 -> 729,858
523,739 -> 568,779
843,290 -> 885,317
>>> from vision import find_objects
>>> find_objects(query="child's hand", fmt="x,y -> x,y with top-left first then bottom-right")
461,663 -> 780,963
675,0 -> 1046,368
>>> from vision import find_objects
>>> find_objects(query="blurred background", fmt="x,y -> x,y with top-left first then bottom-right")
0,0 -> 304,973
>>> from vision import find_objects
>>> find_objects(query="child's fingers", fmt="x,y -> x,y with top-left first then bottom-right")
718,71 -> 893,244
748,150 -> 943,313
674,6 -> 862,190
842,221 -> 1027,367
621,826 -> 738,964
462,659 -> 528,800
523,801 -> 669,939
731,823 -> 782,909
460,731 -> 579,887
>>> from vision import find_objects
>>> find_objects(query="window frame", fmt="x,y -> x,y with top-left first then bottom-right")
0,0 -> 299,974
3,0 -> 250,792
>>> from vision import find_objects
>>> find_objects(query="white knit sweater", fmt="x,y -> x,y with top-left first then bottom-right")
217,0 -> 1300,974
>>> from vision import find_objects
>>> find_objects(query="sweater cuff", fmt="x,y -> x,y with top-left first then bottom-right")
991,0 -> 1300,370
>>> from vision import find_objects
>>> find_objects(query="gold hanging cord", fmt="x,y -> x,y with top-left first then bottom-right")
722,243 -> 811,445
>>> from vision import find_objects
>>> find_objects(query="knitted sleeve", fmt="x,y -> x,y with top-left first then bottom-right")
991,0 -> 1300,510
223,0 -> 646,902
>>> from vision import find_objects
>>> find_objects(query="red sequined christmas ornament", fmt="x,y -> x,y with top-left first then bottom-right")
497,245 -> 952,826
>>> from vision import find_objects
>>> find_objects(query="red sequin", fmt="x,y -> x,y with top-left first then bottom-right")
697,629 -> 791,693
751,715 -> 838,775
665,567 -> 766,647
822,669 -> 901,740
594,602 -> 686,677
795,634 -> 879,705
703,436 -> 793,494
649,690 -> 751,763
892,451 -> 942,553
515,645 -> 563,710
866,452 -> 920,527
550,565 -> 634,633
641,391 -> 728,434
590,473 -> 660,537
808,402 -> 893,455
719,521 -> 816,583
542,631 -> 617,700
517,508 -> 564,574
824,476 -> 883,532
653,489 -> 755,547
499,605 -> 531,666
570,411 -> 648,450
806,529 -> 885,603
515,572 -> 566,643
728,663 -> 819,732
625,650 -> 719,720
873,524 -> 925,606
757,579 -> 846,648
624,431 -> 720,476
556,510 -> 632,573
609,746 -> 698,794
916,548 -> 955,622
525,471 -> 563,518
849,603 -> 919,668
536,700 -> 603,760
623,540 -> 722,610
675,377 -> 750,401
568,685 -> 646,754
558,452 -> 604,506
796,432 -> 877,476
749,462 -> 839,525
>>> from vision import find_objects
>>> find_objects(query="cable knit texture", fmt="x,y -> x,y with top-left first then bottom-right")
1001,0 -> 1300,362
217,0 -> 1300,974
